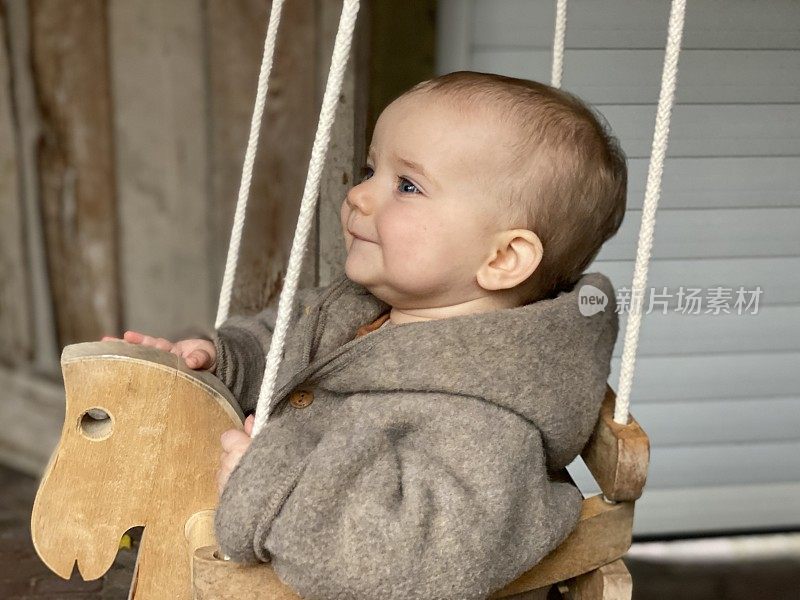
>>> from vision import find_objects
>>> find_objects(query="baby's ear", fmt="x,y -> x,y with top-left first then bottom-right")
477,229 -> 543,293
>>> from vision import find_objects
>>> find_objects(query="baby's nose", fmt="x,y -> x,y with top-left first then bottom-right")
346,183 -> 374,214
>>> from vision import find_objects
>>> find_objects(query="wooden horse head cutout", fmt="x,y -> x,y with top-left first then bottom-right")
31,340 -> 243,599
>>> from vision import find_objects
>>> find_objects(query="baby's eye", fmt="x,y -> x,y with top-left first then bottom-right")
397,177 -> 421,195
359,165 -> 374,182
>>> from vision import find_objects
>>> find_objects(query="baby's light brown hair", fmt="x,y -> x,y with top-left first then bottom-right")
399,71 -> 627,304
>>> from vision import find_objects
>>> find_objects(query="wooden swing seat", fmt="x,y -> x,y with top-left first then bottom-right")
32,342 -> 649,600
188,385 -> 648,600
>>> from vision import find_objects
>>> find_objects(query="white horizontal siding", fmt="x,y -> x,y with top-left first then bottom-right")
600,208 -> 800,260
643,441 -> 800,488
631,398 -> 800,446
612,306 -> 800,357
568,459 -> 800,535
438,0 -> 800,535
470,0 -> 800,50
571,440 -> 800,489
606,353 -> 800,403
628,483 -> 800,536
600,105 -> 800,158
626,157 -> 800,209
567,472 -> 800,536
473,50 -> 800,104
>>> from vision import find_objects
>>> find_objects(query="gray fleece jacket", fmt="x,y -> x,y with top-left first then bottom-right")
210,271 -> 618,600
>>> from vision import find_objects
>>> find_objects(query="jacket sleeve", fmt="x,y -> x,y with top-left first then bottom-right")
211,285 -> 324,414
211,307 -> 278,415
213,393 -> 585,600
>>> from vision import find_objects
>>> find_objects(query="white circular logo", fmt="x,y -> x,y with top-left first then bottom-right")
578,284 -> 608,316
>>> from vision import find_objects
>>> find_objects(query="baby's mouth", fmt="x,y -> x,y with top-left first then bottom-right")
348,230 -> 375,243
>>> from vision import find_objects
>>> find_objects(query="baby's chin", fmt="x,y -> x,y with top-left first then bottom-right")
343,264 -> 396,306
343,260 -> 375,290
344,254 -> 466,307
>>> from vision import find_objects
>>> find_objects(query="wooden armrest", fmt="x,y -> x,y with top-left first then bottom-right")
581,385 -> 650,502
491,493 -> 634,597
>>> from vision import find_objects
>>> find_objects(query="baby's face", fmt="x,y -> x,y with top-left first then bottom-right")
340,93 -> 515,309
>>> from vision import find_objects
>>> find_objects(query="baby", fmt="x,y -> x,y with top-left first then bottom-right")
105,71 -> 626,599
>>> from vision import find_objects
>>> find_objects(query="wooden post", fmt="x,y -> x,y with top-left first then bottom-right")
108,0 -> 211,338
0,3 -> 33,367
4,0 -> 60,374
30,0 -> 120,346
206,0 -> 319,314
366,1 -> 438,139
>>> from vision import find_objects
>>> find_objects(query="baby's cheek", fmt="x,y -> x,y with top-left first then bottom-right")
383,218 -> 427,261
384,219 -> 450,280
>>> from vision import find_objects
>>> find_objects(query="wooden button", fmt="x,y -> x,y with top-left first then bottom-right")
289,389 -> 314,408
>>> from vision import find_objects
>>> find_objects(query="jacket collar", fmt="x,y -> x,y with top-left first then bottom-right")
295,272 -> 619,470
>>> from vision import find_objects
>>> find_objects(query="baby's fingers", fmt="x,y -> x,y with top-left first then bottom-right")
184,349 -> 211,370
124,330 -> 173,351
216,468 -> 229,498
220,448 -> 245,472
122,330 -> 145,343
244,414 -> 255,436
220,428 -> 249,453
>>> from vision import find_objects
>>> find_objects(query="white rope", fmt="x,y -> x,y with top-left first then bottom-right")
551,0 -> 568,88
615,0 -> 687,424
215,0 -> 285,329
251,0 -> 361,438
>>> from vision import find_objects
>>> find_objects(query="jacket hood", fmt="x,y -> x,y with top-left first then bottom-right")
298,271 -> 619,471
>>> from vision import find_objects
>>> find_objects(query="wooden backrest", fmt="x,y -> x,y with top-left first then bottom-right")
580,385 -> 650,502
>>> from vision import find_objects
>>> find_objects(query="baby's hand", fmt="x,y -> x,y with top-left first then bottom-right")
217,414 -> 255,498
100,330 -> 217,372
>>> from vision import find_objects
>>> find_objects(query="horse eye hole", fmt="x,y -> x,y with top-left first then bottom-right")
79,407 -> 113,441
